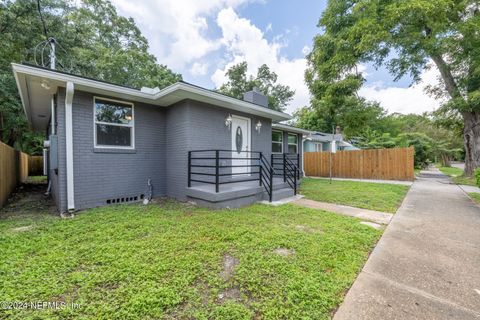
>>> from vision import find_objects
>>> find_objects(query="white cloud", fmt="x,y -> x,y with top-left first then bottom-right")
110,1 -> 310,114
212,8 -> 310,114
110,0 -> 253,69
359,65 -> 444,114
190,62 -> 209,76
265,23 -> 273,33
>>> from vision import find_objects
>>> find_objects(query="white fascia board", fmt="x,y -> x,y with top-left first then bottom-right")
12,70 -> 31,123
11,63 -> 291,122
272,123 -> 313,135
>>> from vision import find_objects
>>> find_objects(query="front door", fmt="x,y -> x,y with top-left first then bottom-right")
231,115 -> 251,175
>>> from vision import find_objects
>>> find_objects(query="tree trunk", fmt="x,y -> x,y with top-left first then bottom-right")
463,111 -> 480,176
430,54 -> 477,176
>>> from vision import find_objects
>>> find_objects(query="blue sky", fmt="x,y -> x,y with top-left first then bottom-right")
111,0 -> 441,115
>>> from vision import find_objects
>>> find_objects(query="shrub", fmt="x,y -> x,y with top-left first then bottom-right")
475,168 -> 480,187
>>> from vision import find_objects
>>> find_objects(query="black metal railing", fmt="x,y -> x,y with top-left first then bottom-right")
284,157 -> 297,195
271,153 -> 301,180
188,150 -> 274,200
188,150 -> 301,201
259,153 -> 274,202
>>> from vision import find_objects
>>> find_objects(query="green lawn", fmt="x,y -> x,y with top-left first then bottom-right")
300,178 -> 410,213
468,193 -> 480,204
436,165 -> 476,186
0,193 -> 381,319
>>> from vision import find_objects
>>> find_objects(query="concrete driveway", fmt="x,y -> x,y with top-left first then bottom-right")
334,167 -> 480,319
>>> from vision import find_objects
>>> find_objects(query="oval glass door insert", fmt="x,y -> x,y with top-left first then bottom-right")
235,126 -> 243,154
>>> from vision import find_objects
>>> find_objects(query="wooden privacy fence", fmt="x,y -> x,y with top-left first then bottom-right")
0,141 -> 43,208
304,147 -> 415,181
28,156 -> 44,175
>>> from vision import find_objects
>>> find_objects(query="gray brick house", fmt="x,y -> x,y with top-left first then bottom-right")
13,63 -> 304,212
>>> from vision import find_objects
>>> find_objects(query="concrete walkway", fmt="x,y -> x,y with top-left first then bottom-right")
334,168 -> 480,319
293,198 -> 392,225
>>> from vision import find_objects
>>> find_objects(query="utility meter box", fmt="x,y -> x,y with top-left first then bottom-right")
49,135 -> 58,170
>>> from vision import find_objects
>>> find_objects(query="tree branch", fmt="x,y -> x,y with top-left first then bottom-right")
430,54 -> 462,100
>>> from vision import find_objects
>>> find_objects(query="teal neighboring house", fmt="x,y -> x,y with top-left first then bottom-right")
303,132 -> 359,152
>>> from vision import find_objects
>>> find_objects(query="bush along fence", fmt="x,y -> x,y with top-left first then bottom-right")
304,147 -> 415,181
0,141 -> 43,208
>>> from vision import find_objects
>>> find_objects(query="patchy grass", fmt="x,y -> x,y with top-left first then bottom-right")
468,193 -> 480,204
300,178 -> 409,213
436,165 -> 476,186
25,175 -> 48,184
0,189 -> 381,319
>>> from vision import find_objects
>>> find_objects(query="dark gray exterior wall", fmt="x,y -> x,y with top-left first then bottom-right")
55,89 -> 167,212
54,91 -> 273,212
52,90 -> 67,212
165,99 -> 272,200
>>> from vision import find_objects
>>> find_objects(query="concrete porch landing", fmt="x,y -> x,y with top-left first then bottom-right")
186,177 -> 297,208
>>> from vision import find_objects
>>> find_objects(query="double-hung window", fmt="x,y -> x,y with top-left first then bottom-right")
94,98 -> 134,148
288,134 -> 298,154
272,130 -> 283,153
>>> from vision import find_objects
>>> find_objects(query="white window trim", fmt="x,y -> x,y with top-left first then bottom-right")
288,133 -> 298,154
272,130 -> 283,154
93,96 -> 135,149
314,143 -> 323,152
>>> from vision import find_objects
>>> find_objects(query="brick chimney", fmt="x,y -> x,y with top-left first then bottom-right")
243,87 -> 268,108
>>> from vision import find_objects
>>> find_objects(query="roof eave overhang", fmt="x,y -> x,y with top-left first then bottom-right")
12,63 -> 291,125
272,123 -> 313,135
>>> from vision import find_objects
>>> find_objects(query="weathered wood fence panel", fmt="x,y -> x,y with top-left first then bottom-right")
0,141 -> 43,208
304,147 -> 414,181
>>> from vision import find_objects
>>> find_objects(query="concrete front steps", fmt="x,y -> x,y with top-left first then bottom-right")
186,178 -> 299,208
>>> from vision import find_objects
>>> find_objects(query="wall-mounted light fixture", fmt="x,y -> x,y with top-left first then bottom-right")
255,120 -> 262,133
225,114 -> 232,129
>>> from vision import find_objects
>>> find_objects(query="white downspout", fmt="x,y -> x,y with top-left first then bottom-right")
65,81 -> 75,212
302,136 -> 306,177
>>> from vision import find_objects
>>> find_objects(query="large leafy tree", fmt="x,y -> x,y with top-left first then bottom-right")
0,0 -> 181,153
307,0 -> 479,175
293,99 -> 386,138
218,62 -> 295,112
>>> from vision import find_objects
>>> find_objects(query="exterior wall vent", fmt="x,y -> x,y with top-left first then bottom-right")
106,194 -> 145,205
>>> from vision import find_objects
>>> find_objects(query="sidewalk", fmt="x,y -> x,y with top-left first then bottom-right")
334,168 -> 480,319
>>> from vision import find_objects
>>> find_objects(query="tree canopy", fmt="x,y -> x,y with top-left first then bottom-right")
306,0 -> 479,175
217,62 -> 295,112
0,0 -> 181,153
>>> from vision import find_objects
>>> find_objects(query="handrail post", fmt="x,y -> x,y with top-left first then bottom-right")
259,152 -> 263,186
188,151 -> 191,187
293,164 -> 297,195
297,153 -> 300,179
283,153 -> 286,182
269,166 -> 273,202
215,150 -> 219,193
